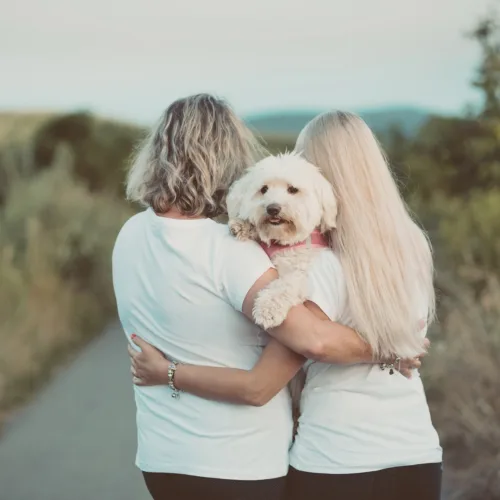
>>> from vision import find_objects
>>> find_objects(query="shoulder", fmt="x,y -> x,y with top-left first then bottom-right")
310,248 -> 343,278
119,210 -> 149,233
211,221 -> 269,260
307,249 -> 346,321
308,248 -> 345,294
212,223 -> 273,312
114,211 -> 148,247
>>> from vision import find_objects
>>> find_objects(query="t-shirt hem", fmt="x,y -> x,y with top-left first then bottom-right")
289,451 -> 443,475
136,460 -> 288,481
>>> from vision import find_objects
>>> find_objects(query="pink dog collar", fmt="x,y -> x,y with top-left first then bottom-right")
259,229 -> 329,259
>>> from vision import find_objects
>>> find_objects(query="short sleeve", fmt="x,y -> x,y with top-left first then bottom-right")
219,235 -> 274,312
307,249 -> 344,321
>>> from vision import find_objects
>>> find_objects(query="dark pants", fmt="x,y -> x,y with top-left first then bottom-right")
142,472 -> 286,500
286,463 -> 442,500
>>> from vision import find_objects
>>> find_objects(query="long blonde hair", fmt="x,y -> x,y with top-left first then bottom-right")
296,111 -> 435,358
127,94 -> 265,217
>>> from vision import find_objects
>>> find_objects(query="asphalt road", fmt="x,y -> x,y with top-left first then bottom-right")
0,323 -> 453,500
0,323 -> 150,500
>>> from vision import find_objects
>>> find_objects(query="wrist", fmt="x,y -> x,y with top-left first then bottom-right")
171,363 -> 186,390
360,343 -> 374,363
167,360 -> 181,398
159,358 -> 172,384
353,328 -> 374,363
244,370 -> 266,406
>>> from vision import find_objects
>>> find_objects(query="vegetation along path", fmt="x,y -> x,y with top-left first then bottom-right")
0,323 -> 150,500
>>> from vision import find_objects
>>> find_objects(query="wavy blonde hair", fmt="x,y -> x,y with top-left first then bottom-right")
127,94 -> 265,217
296,111 -> 435,358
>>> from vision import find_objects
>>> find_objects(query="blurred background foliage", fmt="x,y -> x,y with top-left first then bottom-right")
0,15 -> 499,500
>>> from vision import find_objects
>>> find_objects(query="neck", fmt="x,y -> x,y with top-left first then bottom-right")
155,207 -> 206,221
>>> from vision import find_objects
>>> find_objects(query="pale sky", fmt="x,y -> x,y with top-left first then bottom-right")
0,0 -> 493,124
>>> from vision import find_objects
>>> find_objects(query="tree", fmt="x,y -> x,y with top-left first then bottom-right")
384,14 -> 500,276
470,16 -> 500,118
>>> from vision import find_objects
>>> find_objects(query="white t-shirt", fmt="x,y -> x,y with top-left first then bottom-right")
112,208 -> 293,480
290,249 -> 442,474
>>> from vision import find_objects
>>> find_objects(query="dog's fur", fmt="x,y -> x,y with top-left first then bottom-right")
227,153 -> 337,420
227,153 -> 338,330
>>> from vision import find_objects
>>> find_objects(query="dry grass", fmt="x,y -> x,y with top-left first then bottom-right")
425,271 -> 500,499
0,117 -> 136,426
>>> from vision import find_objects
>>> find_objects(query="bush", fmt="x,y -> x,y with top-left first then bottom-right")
426,272 -> 500,499
0,139 -> 133,423
0,112 -> 143,204
400,116 -> 500,199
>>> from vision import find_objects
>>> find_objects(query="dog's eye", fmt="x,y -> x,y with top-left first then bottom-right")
260,185 -> 268,194
288,186 -> 299,194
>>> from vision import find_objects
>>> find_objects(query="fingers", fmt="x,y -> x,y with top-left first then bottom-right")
128,344 -> 138,359
394,356 -> 421,379
131,334 -> 164,357
128,348 -> 138,370
131,365 -> 146,385
130,334 -> 150,351
411,358 -> 422,369
418,318 -> 427,331
401,357 -> 421,370
414,338 -> 430,358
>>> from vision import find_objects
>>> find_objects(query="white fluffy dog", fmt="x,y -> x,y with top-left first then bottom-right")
227,153 -> 338,329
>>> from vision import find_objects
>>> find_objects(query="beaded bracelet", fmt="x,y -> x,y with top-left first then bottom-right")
167,360 -> 181,398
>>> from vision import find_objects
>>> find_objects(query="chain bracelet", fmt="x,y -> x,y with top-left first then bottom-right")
379,356 -> 402,375
167,360 -> 181,398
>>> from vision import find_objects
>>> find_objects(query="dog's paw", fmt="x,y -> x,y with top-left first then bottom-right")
229,219 -> 255,241
252,288 -> 290,330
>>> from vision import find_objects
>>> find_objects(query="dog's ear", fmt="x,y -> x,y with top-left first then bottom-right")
226,173 -> 250,219
314,173 -> 338,232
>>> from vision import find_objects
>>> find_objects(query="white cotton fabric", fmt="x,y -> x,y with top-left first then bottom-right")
112,209 -> 292,480
290,248 -> 442,474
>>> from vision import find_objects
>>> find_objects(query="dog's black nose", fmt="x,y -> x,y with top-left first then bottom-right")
266,204 -> 281,216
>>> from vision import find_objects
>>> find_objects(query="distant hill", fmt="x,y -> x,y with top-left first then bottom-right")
246,107 -> 432,138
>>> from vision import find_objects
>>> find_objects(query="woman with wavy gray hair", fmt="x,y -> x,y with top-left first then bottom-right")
112,95 -> 375,500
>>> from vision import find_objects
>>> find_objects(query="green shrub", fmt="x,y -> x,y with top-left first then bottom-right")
0,112 -> 143,204
0,143 -> 133,419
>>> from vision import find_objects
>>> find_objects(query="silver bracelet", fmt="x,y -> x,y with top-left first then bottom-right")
167,360 -> 181,398
379,356 -> 401,375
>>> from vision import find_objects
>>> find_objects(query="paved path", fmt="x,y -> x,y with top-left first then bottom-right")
0,323 -> 454,500
0,323 -> 150,500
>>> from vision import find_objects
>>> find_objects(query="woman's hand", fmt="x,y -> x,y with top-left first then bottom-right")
382,338 -> 430,379
128,334 -> 170,386
395,357 -> 422,378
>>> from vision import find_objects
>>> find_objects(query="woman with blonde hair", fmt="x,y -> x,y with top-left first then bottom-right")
113,97 -> 392,500
286,111 -> 442,499
128,108 -> 441,500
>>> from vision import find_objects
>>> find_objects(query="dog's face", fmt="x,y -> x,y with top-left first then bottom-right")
228,154 -> 337,245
